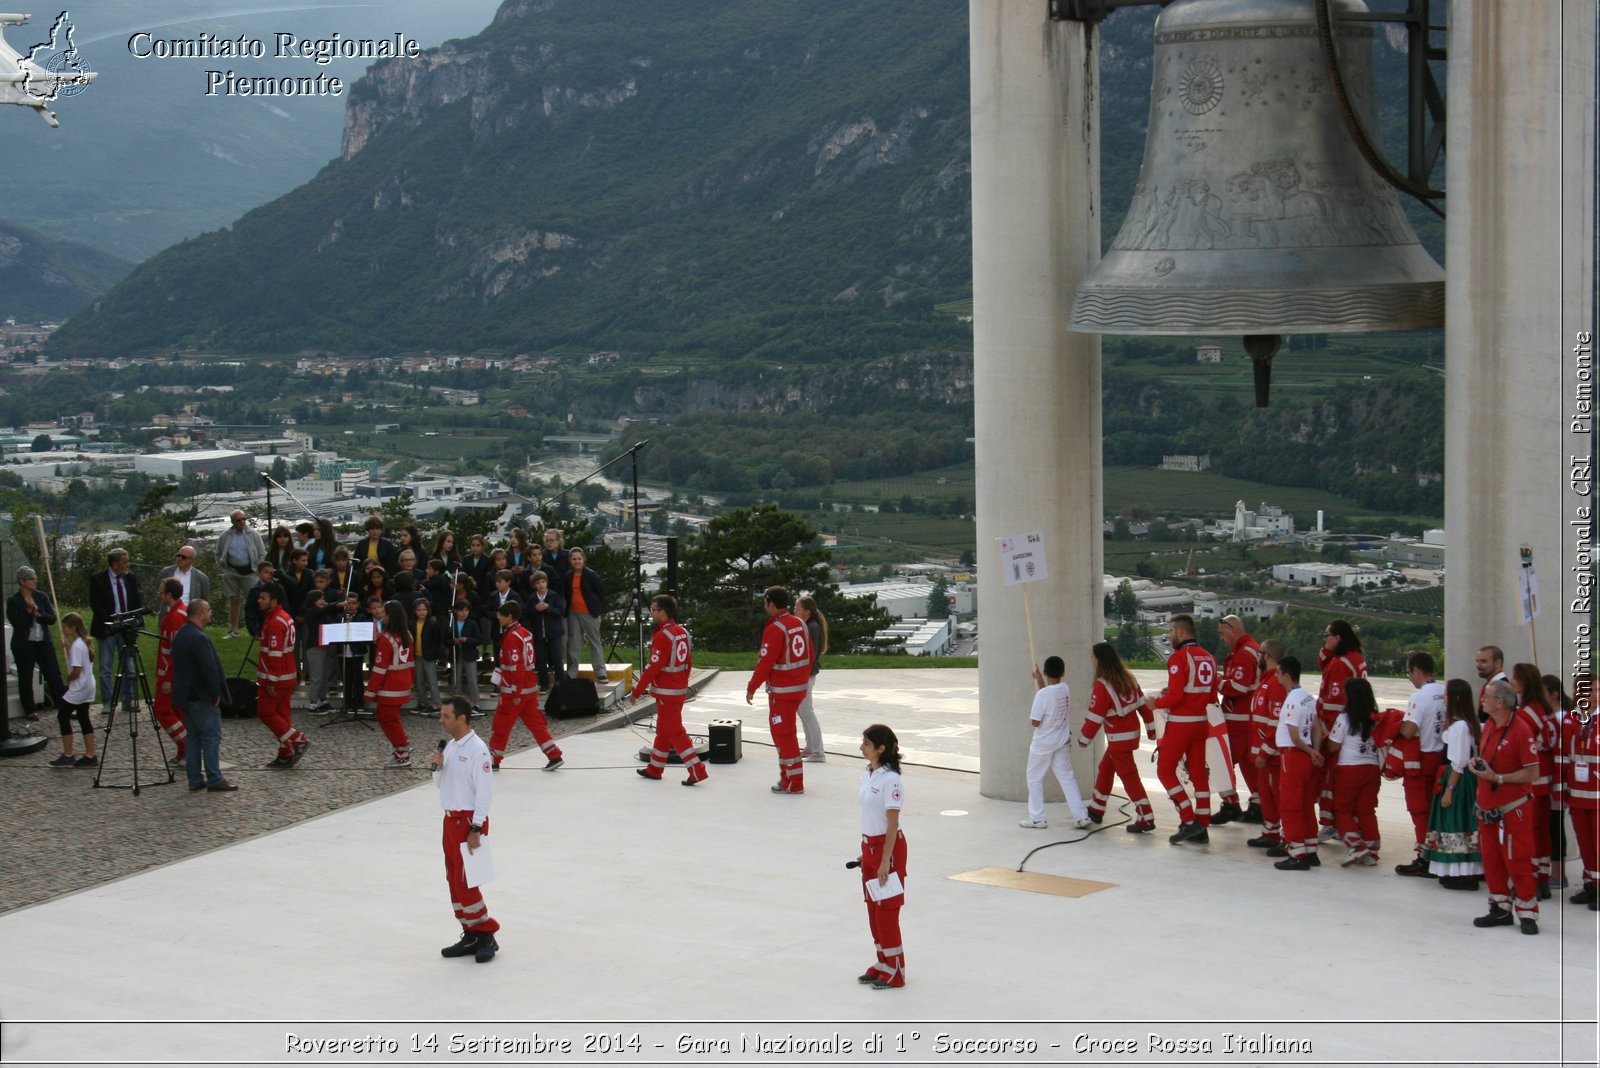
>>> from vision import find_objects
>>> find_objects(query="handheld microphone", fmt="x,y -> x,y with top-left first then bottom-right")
436,739 -> 448,752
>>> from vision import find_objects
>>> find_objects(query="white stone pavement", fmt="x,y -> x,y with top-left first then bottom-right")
2,670 -> 1593,1066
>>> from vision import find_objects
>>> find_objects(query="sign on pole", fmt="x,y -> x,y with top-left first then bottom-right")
997,531 -> 1048,587
1517,545 -> 1540,623
998,531 -> 1048,669
1518,544 -> 1539,663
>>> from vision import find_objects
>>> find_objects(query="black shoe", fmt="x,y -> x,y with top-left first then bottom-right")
1275,855 -> 1313,871
1395,858 -> 1433,878
1473,906 -> 1514,928
857,970 -> 883,984
682,774 -> 703,786
441,931 -> 481,958
1211,801 -> 1242,825
1570,884 -> 1597,906
1087,811 -> 1103,825
287,738 -> 310,767
265,756 -> 291,769
1519,918 -> 1539,935
1304,851 -> 1321,867
1124,821 -> 1155,834
474,934 -> 498,963
1241,801 -> 1263,824
1169,822 -> 1208,845
1167,823 -> 1193,844
636,767 -> 659,779
1247,835 -> 1281,849
543,756 -> 564,772
1439,876 -> 1481,892
1537,880 -> 1551,901
1265,844 -> 1289,858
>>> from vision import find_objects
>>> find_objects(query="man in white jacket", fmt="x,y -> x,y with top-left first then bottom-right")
1021,655 -> 1091,830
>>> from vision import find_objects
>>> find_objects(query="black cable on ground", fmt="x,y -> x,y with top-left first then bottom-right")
1018,793 -> 1138,872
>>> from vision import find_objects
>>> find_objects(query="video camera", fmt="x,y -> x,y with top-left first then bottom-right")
105,606 -> 152,641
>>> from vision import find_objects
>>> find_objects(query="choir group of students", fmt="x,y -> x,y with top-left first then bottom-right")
1074,613 -> 1598,936
252,516 -> 603,711
216,516 -> 602,770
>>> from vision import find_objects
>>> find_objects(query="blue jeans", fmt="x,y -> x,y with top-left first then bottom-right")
182,701 -> 224,788
97,636 -> 137,712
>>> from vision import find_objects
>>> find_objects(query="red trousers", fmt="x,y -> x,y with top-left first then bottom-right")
1088,746 -> 1152,821
1571,807 -> 1599,885
374,699 -> 410,757
1402,751 -> 1445,854
1226,720 -> 1257,802
489,692 -> 562,764
443,811 -> 499,935
1318,757 -> 1338,831
1333,763 -> 1381,857
1156,719 -> 1211,826
1529,795 -> 1552,879
642,696 -> 707,781
256,683 -> 302,758
861,831 -> 907,987
1279,750 -> 1320,856
768,694 -> 804,793
153,695 -> 187,757
1256,754 -> 1282,839
1481,801 -> 1538,920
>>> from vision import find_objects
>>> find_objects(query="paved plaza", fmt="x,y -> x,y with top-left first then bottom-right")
2,669 -> 1594,1065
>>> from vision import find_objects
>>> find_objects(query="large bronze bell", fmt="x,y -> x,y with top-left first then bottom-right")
1069,0 -> 1445,403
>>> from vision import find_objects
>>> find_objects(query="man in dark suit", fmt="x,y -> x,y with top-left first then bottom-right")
170,598 -> 238,792
88,547 -> 143,715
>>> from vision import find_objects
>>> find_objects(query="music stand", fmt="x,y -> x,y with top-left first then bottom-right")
319,620 -> 375,729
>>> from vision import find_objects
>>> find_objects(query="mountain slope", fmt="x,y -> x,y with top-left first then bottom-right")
48,0 -> 982,357
0,219 -> 135,322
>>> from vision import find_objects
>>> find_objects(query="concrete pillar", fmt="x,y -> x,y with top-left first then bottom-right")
971,2 -> 1103,801
1444,1 -> 1596,686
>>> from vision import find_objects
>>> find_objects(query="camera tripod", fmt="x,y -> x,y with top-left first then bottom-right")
94,632 -> 175,795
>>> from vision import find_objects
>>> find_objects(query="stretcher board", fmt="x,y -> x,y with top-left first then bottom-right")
946,867 -> 1116,898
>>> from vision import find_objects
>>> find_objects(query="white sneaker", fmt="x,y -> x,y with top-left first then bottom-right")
1340,849 -> 1365,868
1357,854 -> 1379,867
803,753 -> 826,763
1019,819 -> 1048,829
383,755 -> 412,768
1073,817 -> 1093,829
1318,826 -> 1338,842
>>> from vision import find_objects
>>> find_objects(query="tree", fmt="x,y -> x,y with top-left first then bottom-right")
30,433 -> 53,452
378,491 -> 416,528
1111,578 -> 1140,623
926,575 -> 951,619
1114,621 -> 1154,663
677,504 -> 890,651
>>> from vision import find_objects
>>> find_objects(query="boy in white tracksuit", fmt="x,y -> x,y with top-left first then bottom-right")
1022,655 -> 1091,829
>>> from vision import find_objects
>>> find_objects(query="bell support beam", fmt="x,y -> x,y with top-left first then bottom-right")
1443,1 -> 1595,688
972,2 -> 1104,801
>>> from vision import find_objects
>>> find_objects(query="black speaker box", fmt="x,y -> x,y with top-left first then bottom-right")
706,718 -> 742,764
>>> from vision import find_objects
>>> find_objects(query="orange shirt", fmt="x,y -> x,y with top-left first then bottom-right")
569,572 -> 589,615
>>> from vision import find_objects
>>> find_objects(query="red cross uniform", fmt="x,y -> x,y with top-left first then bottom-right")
632,620 -> 706,783
1153,640 -> 1219,827
749,612 -> 811,794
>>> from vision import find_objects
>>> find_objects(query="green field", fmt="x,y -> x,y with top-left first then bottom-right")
1362,585 -> 1446,615
802,461 -> 1426,523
